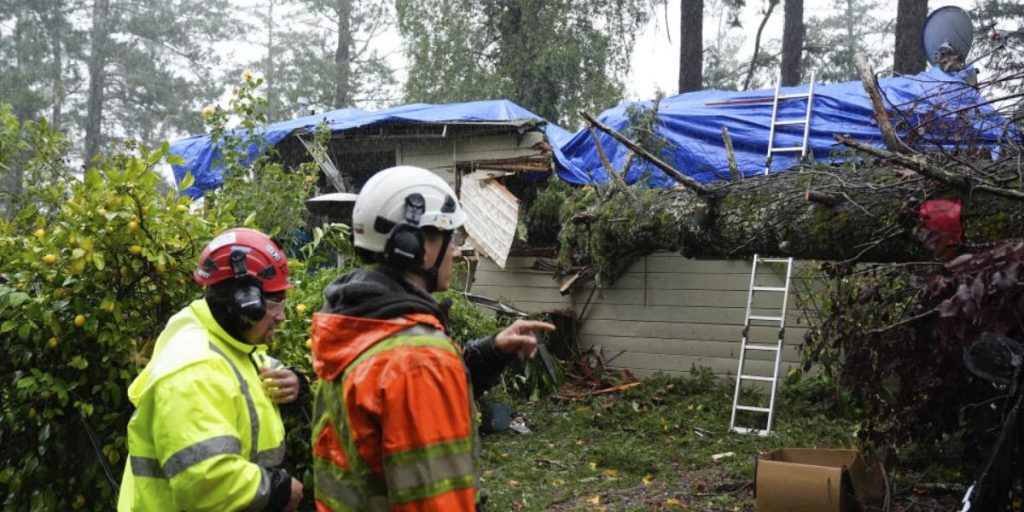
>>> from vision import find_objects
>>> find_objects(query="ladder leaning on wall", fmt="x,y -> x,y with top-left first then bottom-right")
764,70 -> 816,175
729,254 -> 794,436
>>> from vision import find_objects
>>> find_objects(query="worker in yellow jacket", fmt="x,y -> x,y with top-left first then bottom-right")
118,228 -> 305,511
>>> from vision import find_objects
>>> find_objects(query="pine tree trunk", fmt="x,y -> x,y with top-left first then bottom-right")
678,0 -> 703,93
780,0 -> 803,86
47,7 -> 64,129
265,0 -> 275,112
84,0 -> 110,165
894,0 -> 928,75
333,0 -> 353,108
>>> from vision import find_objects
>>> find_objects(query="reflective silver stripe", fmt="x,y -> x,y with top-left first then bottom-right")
163,435 -> 242,478
256,441 -> 286,467
130,456 -> 165,478
397,323 -> 448,339
386,451 -> 475,492
315,471 -> 363,506
209,342 -> 260,461
242,466 -> 272,512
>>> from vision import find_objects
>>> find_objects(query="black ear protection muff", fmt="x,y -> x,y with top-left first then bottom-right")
229,247 -> 266,322
382,193 -> 426,270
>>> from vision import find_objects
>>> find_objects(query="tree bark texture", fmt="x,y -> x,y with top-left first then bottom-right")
894,0 -> 928,75
84,0 -> 110,164
333,0 -> 353,108
678,0 -> 703,93
565,166 -> 1024,284
780,0 -> 803,87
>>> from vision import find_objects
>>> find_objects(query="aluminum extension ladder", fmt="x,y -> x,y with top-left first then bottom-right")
729,254 -> 794,436
764,70 -> 816,175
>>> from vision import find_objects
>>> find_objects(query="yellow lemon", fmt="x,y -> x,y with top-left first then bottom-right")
48,337 -> 58,348
34,228 -> 45,238
305,338 -> 313,349
42,254 -> 57,265
296,303 -> 308,314
128,220 -> 139,231
129,245 -> 142,255
74,314 -> 86,328
155,263 -> 166,274
176,204 -> 188,213
28,407 -> 37,419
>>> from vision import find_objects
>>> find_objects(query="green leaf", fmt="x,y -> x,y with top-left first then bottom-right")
0,320 -> 16,333
17,323 -> 31,340
92,251 -> 105,270
69,356 -> 88,370
8,292 -> 28,307
72,248 -> 86,259
179,171 -> 195,191
167,154 -> 186,167
85,167 -> 102,189
243,211 -> 257,227
15,376 -> 36,389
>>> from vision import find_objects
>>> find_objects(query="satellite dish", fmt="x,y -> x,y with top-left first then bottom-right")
922,6 -> 974,69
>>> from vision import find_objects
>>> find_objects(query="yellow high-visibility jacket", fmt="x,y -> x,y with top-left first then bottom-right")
117,299 -> 287,511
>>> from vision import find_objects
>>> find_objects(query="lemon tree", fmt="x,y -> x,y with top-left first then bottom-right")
0,108 -> 226,509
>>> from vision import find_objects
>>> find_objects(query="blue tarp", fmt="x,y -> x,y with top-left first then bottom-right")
170,100 -> 547,198
171,68 -> 1008,197
553,67 -> 1009,187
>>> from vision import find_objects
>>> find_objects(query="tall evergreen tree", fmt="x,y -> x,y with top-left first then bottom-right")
246,0 -> 396,120
780,0 -> 804,86
679,0 -> 704,93
894,0 -> 928,74
396,0 -> 652,126
803,0 -> 891,83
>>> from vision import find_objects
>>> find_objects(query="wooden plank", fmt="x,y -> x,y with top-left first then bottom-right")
579,303 -> 807,327
473,270 -> 562,288
579,334 -> 800,363
469,285 -> 568,307
599,352 -> 798,379
582,288 -> 794,309
579,319 -> 807,344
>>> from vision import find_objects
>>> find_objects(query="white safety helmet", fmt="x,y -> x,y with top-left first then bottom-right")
352,166 -> 466,256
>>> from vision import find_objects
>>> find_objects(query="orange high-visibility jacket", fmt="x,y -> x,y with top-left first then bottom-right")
310,312 -> 478,512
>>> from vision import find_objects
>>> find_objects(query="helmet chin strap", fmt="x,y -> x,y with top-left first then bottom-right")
408,230 -> 452,293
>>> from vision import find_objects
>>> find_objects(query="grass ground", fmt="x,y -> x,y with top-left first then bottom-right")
478,368 -> 964,511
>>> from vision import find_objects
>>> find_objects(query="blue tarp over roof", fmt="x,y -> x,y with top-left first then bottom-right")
172,68 -> 1007,197
169,99 -> 548,198
553,67 -> 1008,187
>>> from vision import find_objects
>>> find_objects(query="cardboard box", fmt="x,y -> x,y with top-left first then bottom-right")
756,448 -> 883,512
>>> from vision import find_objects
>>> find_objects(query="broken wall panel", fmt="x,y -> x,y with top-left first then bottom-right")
461,173 -> 520,268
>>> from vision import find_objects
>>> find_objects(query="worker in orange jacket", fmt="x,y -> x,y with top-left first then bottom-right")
310,166 -> 554,511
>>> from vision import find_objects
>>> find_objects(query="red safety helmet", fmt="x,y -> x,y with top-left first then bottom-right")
193,228 -> 291,292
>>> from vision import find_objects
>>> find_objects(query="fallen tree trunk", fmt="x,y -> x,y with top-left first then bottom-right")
557,163 -> 1024,283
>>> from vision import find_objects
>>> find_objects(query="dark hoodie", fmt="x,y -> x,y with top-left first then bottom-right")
320,266 -> 513,395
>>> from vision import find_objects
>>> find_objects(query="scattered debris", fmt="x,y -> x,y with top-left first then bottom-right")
509,416 -> 532,435
711,452 -> 735,462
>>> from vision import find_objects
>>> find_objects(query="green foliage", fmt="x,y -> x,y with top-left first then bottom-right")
396,0 -> 654,126
557,185 -> 700,284
0,108 -> 226,509
200,73 -> 319,241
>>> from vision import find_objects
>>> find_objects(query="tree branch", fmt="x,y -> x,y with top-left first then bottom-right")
855,54 -> 903,152
834,134 -> 1024,201
579,111 -> 710,196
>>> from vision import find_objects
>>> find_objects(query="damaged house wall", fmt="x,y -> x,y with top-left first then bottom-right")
472,254 -> 807,379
